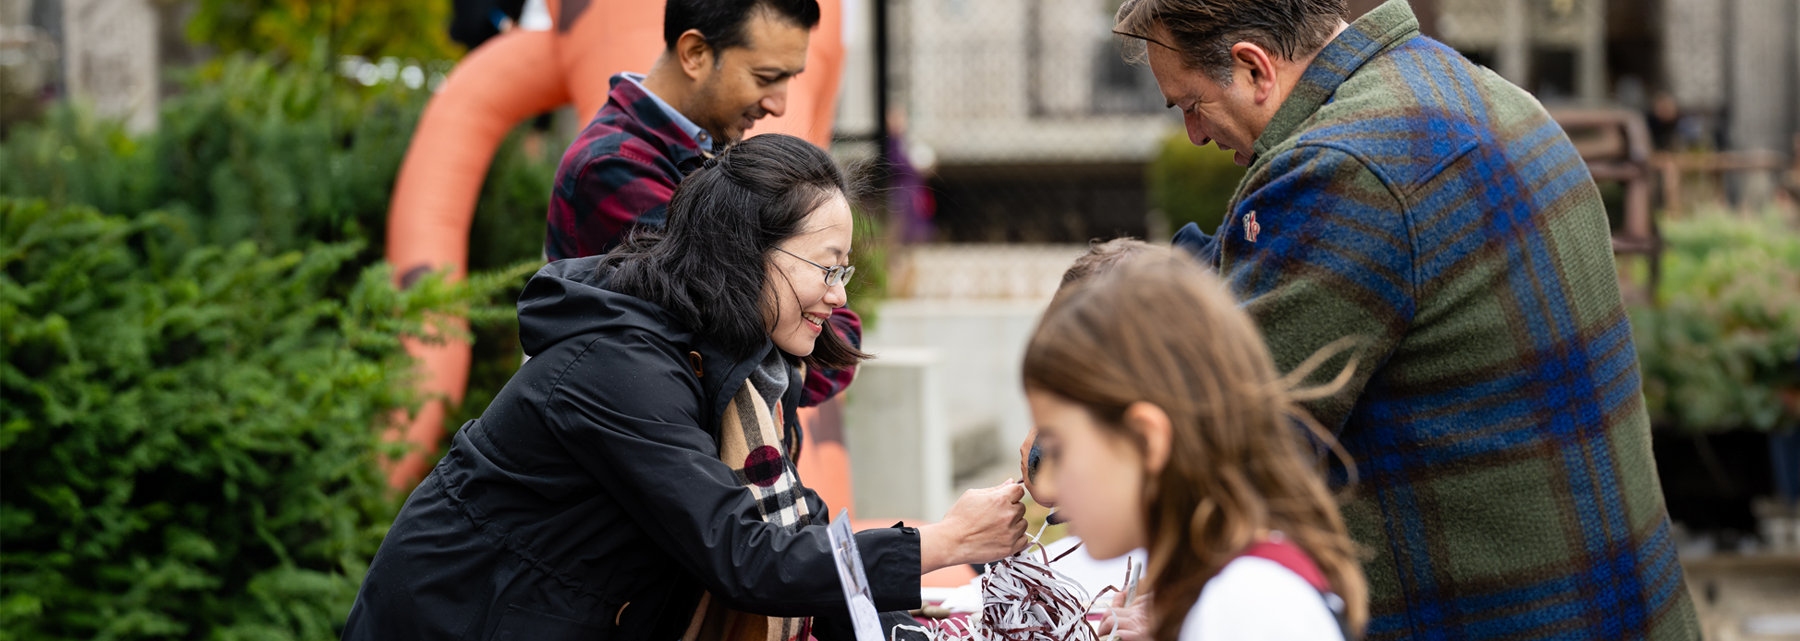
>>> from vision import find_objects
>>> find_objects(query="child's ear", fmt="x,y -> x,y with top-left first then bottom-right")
1125,402 -> 1173,476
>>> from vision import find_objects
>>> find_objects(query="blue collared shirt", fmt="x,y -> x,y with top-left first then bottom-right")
620,72 -> 714,150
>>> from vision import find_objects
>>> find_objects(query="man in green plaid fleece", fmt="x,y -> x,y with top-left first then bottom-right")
1113,0 -> 1702,638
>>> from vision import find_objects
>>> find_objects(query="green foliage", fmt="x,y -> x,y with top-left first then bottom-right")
468,132 -> 559,274
0,102 -> 150,215
846,207 -> 890,330
1632,210 -> 1800,433
444,130 -> 562,435
2,54 -> 558,453
0,198 -> 531,639
1146,130 -> 1246,236
1,56 -> 429,264
187,0 -> 464,65
1,22 -> 554,630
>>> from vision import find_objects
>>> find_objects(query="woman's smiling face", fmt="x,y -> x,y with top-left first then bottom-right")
765,192 -> 853,357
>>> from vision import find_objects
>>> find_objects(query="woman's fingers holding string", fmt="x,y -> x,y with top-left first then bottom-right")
994,480 -> 1030,558
940,478 -> 1032,564
998,478 -> 1030,555
998,477 -> 1027,504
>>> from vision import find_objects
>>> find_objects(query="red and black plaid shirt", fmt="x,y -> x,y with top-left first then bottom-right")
547,75 -> 859,407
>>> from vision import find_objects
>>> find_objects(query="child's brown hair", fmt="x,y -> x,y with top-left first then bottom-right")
1023,249 -> 1367,641
1061,238 -> 1155,289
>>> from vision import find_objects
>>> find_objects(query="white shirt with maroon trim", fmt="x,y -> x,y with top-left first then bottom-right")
1178,555 -> 1346,641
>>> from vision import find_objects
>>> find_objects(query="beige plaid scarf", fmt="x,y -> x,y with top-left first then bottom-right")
683,377 -> 814,641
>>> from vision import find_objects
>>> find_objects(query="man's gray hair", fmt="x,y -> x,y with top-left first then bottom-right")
1114,0 -> 1347,83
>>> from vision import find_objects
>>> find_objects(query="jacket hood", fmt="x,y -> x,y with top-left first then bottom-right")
517,256 -> 686,357
517,256 -> 783,428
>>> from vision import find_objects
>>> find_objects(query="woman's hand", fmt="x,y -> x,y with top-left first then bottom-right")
918,480 -> 1029,573
1097,588 -> 1152,641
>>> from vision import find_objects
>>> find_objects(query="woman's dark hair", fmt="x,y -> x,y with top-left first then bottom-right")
600,134 -> 869,371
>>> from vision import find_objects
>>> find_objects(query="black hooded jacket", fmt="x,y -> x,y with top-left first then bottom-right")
342,256 -> 922,640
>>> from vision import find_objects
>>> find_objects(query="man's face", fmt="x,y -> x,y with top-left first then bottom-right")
1146,34 -> 1263,167
690,12 -> 809,144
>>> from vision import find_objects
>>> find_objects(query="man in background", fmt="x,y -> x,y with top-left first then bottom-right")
548,0 -> 812,259
547,0 -> 860,408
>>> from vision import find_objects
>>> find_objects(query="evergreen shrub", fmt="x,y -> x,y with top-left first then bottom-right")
1632,210 -> 1800,433
2,56 -> 562,453
0,198 -> 529,639
0,56 -> 428,264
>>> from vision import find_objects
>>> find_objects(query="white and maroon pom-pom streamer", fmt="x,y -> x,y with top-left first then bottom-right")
895,523 -> 1120,641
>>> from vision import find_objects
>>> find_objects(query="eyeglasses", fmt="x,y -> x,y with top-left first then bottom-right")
774,247 -> 855,287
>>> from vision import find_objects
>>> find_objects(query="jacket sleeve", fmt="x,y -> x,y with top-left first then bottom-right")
541,335 -> 922,616
812,610 -> 934,641
1222,145 -> 1415,433
546,145 -> 677,260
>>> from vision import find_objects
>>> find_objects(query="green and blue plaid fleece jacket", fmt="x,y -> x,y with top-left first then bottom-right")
1172,2 -> 1700,638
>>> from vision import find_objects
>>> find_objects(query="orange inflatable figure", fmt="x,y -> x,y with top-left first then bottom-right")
383,0 -> 845,488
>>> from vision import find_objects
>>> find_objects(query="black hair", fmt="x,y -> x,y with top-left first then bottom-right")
601,134 -> 868,371
663,0 -> 822,54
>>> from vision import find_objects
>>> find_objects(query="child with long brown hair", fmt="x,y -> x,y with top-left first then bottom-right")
1023,249 -> 1366,641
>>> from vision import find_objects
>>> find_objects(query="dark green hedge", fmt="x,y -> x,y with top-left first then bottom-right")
0,47 -> 550,637
0,198 -> 529,639
1,52 -> 559,476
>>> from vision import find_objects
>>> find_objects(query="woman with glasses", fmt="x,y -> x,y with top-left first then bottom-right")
344,134 -> 1028,641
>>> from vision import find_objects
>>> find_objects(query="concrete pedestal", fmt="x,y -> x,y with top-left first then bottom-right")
843,347 -> 951,524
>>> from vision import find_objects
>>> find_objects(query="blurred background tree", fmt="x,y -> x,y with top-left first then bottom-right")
1,57 -> 427,263
1632,210 -> 1800,434
1146,131 -> 1245,238
186,0 -> 464,65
